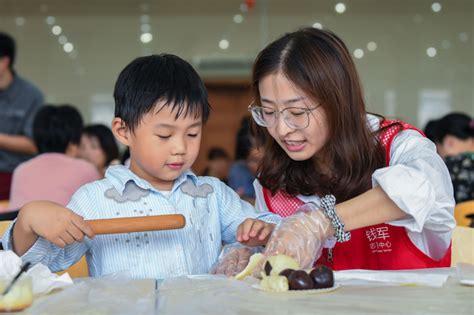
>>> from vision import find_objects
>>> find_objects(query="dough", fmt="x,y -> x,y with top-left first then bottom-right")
260,275 -> 289,292
0,278 -> 33,312
234,253 -> 264,280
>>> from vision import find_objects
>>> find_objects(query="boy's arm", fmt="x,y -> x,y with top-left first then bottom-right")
2,197 -> 95,271
12,201 -> 94,256
12,205 -> 40,255
212,182 -> 281,276
217,181 -> 281,245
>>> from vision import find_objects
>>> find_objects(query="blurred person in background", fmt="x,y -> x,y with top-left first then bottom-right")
6,105 -> 101,212
228,116 -> 264,204
424,112 -> 474,203
0,32 -> 43,199
202,147 -> 231,183
79,124 -> 120,176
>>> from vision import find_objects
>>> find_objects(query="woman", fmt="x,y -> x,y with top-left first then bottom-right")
216,27 -> 455,274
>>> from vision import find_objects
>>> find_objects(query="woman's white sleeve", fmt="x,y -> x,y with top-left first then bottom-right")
372,130 -> 455,259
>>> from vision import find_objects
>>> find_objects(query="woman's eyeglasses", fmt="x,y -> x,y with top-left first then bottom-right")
248,103 -> 320,129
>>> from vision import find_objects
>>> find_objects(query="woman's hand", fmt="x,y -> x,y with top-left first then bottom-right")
262,209 -> 332,269
212,246 -> 254,277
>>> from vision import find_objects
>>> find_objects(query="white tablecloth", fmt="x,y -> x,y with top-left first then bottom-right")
157,268 -> 472,315
21,268 -> 473,315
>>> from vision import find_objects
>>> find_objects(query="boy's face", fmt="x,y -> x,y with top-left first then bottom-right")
118,102 -> 202,191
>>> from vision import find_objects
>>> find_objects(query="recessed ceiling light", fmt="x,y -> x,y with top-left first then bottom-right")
46,16 -> 55,25
233,14 -> 243,24
426,47 -> 437,57
367,42 -> 377,51
354,49 -> 364,59
140,33 -> 153,44
431,2 -> 442,13
219,39 -> 229,50
335,3 -> 346,14
52,25 -> 62,35
63,43 -> 74,53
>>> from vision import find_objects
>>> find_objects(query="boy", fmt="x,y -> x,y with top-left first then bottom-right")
2,54 -> 280,279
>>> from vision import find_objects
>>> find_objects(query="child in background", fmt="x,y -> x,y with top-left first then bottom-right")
2,54 -> 280,279
79,124 -> 120,176
7,105 -> 101,211
217,27 -> 455,273
228,116 -> 264,204
202,147 -> 231,183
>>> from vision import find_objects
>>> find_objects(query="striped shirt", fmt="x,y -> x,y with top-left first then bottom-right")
2,165 -> 281,279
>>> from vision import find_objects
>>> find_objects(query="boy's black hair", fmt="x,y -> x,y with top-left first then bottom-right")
82,124 -> 120,166
0,32 -> 16,70
113,54 -> 210,132
33,104 -> 83,154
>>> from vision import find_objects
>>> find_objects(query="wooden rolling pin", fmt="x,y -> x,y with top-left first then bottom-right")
87,214 -> 186,235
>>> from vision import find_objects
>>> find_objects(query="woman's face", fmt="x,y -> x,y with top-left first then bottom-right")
258,72 -> 330,161
79,134 -> 107,171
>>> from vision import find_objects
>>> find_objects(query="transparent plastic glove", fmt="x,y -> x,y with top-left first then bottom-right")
210,243 -> 263,277
261,203 -> 332,270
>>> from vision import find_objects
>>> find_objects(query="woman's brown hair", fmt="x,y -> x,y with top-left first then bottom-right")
253,27 -> 386,202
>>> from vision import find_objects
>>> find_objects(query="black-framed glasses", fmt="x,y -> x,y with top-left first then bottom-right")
248,103 -> 320,129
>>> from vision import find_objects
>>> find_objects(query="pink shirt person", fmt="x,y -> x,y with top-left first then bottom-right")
6,153 -> 101,210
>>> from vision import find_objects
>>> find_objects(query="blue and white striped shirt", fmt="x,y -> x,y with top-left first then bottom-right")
2,165 -> 281,279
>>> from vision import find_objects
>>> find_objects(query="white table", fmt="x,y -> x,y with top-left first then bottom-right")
157,269 -> 473,315
21,268 -> 473,314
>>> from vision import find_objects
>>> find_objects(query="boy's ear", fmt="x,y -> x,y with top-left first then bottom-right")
111,118 -> 131,146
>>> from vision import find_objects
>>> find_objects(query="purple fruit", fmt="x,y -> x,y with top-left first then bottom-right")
288,270 -> 314,290
309,265 -> 334,289
279,268 -> 295,279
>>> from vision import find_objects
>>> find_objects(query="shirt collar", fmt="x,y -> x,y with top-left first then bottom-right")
105,165 -> 199,195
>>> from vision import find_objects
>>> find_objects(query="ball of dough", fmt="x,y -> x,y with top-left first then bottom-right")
260,275 -> 289,292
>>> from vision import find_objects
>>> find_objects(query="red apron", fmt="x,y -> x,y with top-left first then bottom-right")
263,119 -> 451,270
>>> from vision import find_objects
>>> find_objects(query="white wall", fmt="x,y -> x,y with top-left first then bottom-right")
1,0 -> 472,127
